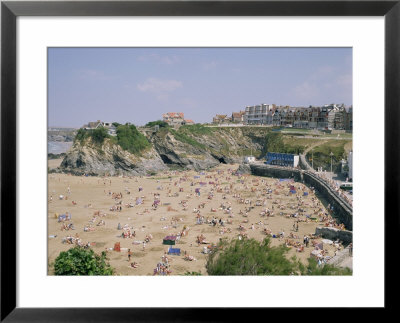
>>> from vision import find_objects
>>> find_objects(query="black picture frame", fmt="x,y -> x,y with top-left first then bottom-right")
1,0 -> 398,321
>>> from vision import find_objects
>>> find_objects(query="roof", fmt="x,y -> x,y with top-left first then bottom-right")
214,114 -> 228,119
87,121 -> 102,128
163,112 -> 184,119
232,112 -> 242,118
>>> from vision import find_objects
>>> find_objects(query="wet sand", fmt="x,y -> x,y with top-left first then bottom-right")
48,164 -> 341,275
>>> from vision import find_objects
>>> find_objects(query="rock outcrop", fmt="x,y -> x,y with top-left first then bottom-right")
315,227 -> 352,245
59,126 -> 270,176
60,139 -> 167,176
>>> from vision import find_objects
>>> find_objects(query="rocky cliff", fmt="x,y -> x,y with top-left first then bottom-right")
58,126 -> 271,175
60,138 -> 167,176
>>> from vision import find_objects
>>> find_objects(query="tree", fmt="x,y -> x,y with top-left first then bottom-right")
54,247 -> 114,276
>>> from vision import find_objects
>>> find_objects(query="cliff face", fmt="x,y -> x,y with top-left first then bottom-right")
60,139 -> 167,176
147,126 -> 269,170
59,126 -> 270,175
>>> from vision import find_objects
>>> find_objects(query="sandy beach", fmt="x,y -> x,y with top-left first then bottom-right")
48,163 -> 344,275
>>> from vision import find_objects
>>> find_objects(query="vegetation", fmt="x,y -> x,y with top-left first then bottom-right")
167,124 -> 216,149
74,124 -> 150,155
74,127 -> 109,145
115,123 -> 151,154
48,152 -> 66,160
179,124 -> 214,136
300,258 -> 352,276
53,247 -> 114,276
170,129 -> 206,149
183,271 -> 202,276
206,237 -> 352,276
145,120 -> 170,128
264,132 -> 305,155
206,238 -> 299,275
306,140 -> 352,172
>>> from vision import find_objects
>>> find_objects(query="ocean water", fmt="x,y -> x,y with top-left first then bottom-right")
48,142 -> 73,154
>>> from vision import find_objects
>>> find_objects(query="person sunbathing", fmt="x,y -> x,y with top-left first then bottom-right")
130,262 -> 139,268
184,254 -> 196,261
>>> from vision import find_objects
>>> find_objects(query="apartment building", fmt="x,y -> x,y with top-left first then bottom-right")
241,103 -> 352,130
244,103 -> 274,125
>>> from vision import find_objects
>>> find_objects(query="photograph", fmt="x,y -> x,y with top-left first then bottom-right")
47,47 -> 353,276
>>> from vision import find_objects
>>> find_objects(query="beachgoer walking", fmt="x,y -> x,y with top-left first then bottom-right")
349,243 -> 353,256
128,249 -> 132,262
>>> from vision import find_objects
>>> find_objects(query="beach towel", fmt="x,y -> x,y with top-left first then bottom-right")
163,236 -> 177,245
114,242 -> 121,252
168,247 -> 181,255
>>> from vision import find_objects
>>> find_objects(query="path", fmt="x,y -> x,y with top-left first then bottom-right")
326,246 -> 353,270
300,140 -> 327,171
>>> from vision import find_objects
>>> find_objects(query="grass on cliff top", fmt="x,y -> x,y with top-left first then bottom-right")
305,139 -> 352,172
74,127 -> 109,145
74,124 -> 151,155
264,132 -> 307,155
115,124 -> 151,154
179,124 -> 215,135
170,126 -> 208,150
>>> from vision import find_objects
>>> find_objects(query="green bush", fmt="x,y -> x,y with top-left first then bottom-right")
183,271 -> 202,276
206,238 -> 299,275
74,127 -> 109,145
206,238 -> 352,276
300,258 -> 352,275
116,123 -> 151,154
91,127 -> 109,145
145,120 -> 169,128
54,247 -> 114,276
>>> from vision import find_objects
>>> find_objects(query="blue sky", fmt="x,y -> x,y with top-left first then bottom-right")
48,48 -> 352,127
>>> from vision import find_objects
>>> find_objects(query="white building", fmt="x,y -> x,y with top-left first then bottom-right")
244,103 -> 274,125
244,156 -> 256,164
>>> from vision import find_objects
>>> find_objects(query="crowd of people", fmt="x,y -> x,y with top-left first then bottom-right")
49,163 -> 351,275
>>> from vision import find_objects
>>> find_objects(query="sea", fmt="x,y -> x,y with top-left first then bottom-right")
48,142 -> 73,155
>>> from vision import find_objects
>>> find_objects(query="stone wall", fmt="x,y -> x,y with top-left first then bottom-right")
303,172 -> 353,230
250,164 -> 302,181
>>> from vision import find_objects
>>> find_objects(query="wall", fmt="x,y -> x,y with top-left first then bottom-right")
250,164 -> 302,181
315,227 -> 352,245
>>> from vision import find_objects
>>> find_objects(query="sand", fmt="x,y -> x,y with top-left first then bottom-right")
48,164 -> 342,275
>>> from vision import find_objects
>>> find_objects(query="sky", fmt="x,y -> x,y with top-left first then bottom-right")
48,47 -> 352,127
